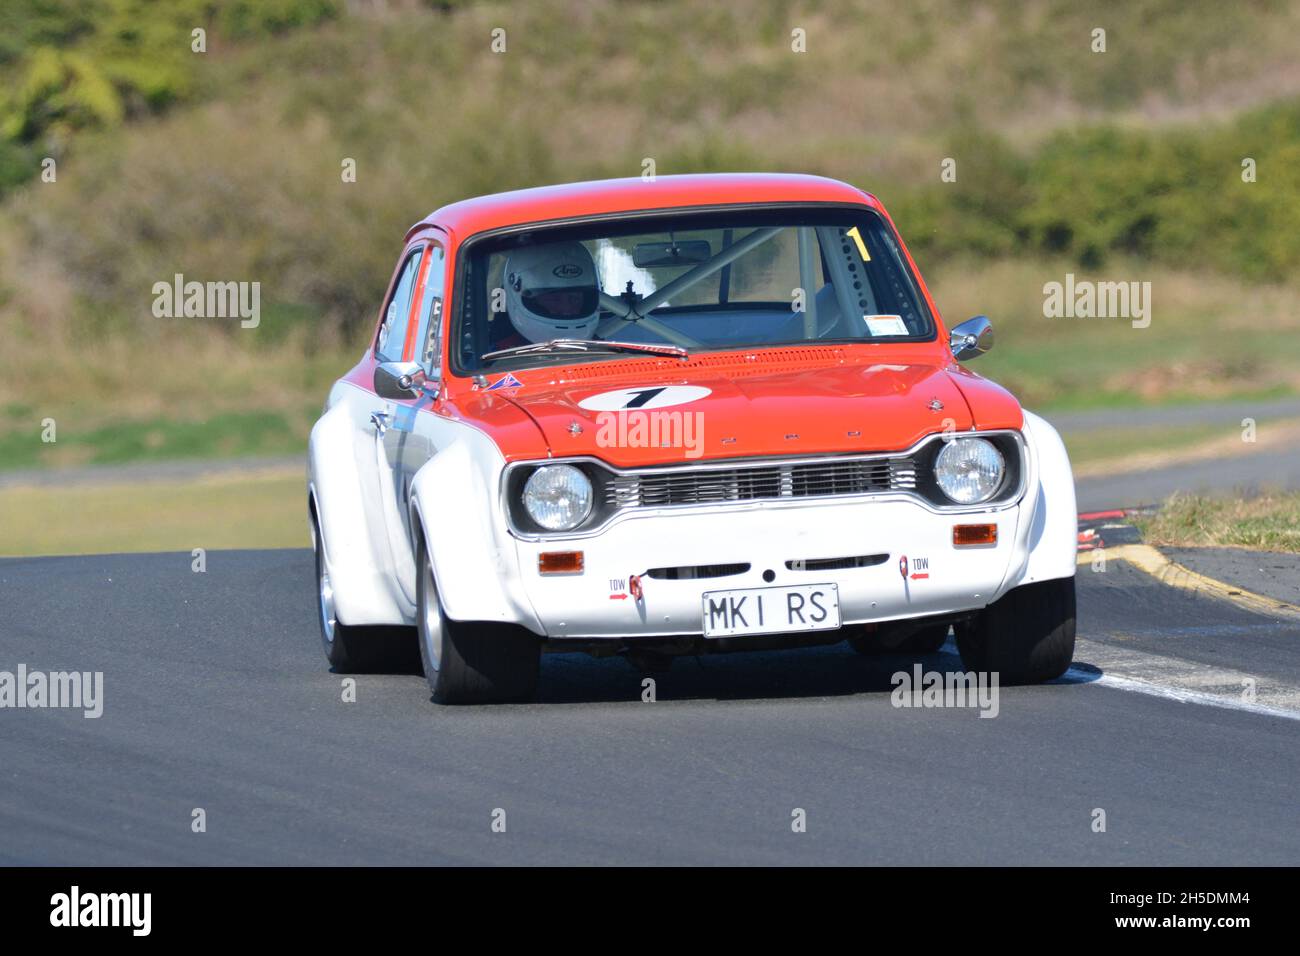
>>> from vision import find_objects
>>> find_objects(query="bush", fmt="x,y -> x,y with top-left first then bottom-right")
0,0 -> 339,195
897,101 -> 1300,282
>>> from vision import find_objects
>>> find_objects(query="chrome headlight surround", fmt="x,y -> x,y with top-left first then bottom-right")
932,437 -> 1006,505
520,464 -> 594,532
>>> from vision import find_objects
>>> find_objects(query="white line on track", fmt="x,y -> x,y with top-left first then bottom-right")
1065,637 -> 1300,721
1067,669 -> 1300,722
944,637 -> 1300,722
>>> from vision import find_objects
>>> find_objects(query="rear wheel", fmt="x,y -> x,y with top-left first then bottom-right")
417,539 -> 540,704
849,622 -> 950,655
311,513 -> 416,673
955,577 -> 1076,684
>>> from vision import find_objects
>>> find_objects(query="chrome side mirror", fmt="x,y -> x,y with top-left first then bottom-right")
374,361 -> 429,400
949,315 -> 994,361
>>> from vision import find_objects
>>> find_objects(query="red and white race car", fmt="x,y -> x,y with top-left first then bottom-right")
308,174 -> 1077,704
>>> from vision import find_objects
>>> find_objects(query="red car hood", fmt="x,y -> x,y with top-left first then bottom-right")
468,355 -> 1022,466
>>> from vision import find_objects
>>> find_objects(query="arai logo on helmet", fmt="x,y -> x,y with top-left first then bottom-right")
553,263 -> 583,279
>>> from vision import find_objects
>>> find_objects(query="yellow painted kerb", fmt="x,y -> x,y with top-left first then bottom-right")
1078,543 -> 1300,621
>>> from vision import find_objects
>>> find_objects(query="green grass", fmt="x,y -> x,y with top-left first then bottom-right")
0,406 -> 317,471
0,469 -> 307,556
1023,385 -> 1296,415
925,258 -> 1300,410
977,329 -> 1300,411
1135,493 -> 1300,553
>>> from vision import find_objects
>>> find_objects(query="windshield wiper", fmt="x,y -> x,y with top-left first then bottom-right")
481,338 -> 690,362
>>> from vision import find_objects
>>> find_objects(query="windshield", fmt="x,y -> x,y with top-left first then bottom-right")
453,206 -> 935,371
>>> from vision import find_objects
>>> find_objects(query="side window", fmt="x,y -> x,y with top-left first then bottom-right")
412,243 -> 446,376
375,248 -> 423,362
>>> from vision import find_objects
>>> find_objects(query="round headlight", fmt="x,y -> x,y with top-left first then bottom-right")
522,464 -> 593,531
934,437 -> 1005,504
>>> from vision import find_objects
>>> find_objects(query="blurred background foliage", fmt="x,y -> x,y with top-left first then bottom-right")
2,0 -> 1300,470
0,0 -> 340,191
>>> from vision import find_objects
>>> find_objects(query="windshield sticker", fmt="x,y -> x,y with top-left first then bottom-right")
864,315 -> 909,336
486,373 -> 523,391
578,384 -> 711,411
845,225 -> 871,261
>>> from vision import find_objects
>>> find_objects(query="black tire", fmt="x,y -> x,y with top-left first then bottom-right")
848,622 -> 950,655
954,577 -> 1076,684
416,539 -> 539,704
312,513 -> 417,673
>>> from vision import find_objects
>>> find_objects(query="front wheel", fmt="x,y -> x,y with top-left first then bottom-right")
955,577 -> 1076,684
417,540 -> 540,704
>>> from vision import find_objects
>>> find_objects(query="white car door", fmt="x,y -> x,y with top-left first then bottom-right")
372,236 -> 447,607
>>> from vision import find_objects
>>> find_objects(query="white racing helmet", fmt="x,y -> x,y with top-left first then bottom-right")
504,241 -> 600,343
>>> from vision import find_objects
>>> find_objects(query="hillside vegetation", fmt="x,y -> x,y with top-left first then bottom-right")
3,0 -> 1300,469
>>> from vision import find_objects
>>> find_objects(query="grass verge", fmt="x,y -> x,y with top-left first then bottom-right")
0,407 -> 317,471
1135,493 -> 1300,553
0,468 -> 306,556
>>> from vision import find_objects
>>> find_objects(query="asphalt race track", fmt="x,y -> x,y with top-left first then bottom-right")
0,549 -> 1296,865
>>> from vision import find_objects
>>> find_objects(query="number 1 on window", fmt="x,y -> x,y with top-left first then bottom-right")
846,226 -> 871,262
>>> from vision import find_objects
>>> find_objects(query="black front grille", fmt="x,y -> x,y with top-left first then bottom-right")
605,455 -> 917,509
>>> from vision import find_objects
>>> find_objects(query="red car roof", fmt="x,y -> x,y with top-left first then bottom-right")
411,173 -> 879,241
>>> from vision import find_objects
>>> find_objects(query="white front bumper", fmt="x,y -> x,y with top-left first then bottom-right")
510,497 -> 1022,639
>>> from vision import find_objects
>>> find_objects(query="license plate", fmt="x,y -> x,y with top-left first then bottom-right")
701,583 -> 840,638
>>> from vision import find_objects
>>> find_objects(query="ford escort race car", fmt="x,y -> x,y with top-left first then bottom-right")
308,173 -> 1077,704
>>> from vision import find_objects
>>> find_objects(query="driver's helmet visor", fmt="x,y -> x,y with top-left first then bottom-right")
522,286 -> 598,320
